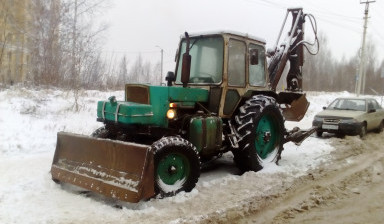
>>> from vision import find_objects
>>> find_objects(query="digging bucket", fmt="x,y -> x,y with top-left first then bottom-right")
278,92 -> 310,122
51,132 -> 155,203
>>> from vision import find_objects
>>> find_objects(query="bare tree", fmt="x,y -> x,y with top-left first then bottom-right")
0,1 -> 9,73
56,0 -> 109,110
116,55 -> 128,88
82,52 -> 107,89
28,0 -> 62,86
303,32 -> 337,91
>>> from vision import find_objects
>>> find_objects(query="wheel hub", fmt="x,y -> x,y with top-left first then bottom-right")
255,115 -> 279,159
263,131 -> 271,143
168,165 -> 177,175
157,153 -> 189,185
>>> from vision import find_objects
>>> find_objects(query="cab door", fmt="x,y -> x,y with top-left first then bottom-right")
221,38 -> 246,118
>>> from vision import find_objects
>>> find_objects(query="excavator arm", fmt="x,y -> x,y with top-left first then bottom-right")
267,8 -> 319,121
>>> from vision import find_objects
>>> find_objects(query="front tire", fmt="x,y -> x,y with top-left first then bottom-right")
152,136 -> 201,197
359,123 -> 367,138
91,126 -> 110,138
375,121 -> 384,133
233,95 -> 285,172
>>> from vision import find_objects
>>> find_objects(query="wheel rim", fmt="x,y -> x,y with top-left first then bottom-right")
157,153 -> 190,185
255,114 -> 279,159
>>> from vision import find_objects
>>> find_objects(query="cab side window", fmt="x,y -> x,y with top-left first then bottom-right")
249,44 -> 266,86
228,39 -> 246,86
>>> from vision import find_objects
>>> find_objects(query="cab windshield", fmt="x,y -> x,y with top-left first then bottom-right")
175,36 -> 224,84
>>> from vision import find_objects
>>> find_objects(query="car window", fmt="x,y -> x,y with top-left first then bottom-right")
328,99 -> 366,111
367,100 -> 380,111
371,100 -> 382,110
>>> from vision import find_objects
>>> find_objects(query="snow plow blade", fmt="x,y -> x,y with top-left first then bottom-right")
51,132 -> 155,203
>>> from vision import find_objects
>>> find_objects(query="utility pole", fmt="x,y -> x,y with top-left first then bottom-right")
156,46 -> 164,85
356,0 -> 375,97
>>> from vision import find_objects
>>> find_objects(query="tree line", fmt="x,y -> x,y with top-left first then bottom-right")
0,0 -> 162,91
1,0 -> 383,95
303,33 -> 384,95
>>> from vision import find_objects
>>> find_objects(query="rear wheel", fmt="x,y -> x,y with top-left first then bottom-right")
152,136 -> 200,197
233,95 -> 284,172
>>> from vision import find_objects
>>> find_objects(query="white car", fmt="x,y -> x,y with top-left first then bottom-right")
312,97 -> 384,138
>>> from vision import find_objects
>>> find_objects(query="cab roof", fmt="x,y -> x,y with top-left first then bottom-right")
182,30 -> 266,45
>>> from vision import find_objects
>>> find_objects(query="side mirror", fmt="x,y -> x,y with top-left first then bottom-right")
165,71 -> 175,86
322,106 -> 326,110
180,53 -> 191,87
250,49 -> 259,65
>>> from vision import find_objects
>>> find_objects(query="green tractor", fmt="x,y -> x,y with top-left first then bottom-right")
51,8 -> 318,203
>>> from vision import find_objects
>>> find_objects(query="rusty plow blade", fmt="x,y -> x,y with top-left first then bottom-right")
51,132 -> 155,203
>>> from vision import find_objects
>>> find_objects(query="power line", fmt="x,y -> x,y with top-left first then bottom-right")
101,50 -> 159,54
314,16 -> 361,34
297,0 -> 361,20
308,10 -> 361,23
371,25 -> 384,41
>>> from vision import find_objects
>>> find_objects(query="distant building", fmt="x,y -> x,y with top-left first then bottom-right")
0,0 -> 31,85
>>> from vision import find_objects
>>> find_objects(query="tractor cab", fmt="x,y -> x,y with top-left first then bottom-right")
171,31 -> 270,118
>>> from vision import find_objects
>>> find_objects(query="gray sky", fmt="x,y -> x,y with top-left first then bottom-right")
101,0 -> 384,73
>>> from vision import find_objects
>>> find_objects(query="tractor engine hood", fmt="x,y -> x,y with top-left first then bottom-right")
97,84 -> 209,127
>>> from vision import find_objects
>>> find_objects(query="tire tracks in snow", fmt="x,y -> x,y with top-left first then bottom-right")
235,133 -> 384,224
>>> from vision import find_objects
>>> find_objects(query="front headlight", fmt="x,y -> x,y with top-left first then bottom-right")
313,116 -> 323,122
167,109 -> 176,119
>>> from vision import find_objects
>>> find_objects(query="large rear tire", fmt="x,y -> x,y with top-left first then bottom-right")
233,95 -> 285,172
152,136 -> 201,197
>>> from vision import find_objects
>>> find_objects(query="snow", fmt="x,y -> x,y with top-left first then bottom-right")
0,87 -> 382,223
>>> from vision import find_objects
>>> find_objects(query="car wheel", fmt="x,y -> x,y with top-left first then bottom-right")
375,121 -> 384,133
359,123 -> 367,138
316,130 -> 323,137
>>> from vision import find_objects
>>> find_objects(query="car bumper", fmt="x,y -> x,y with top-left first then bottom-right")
312,120 -> 362,136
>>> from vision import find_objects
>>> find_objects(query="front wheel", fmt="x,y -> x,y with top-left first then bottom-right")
375,121 -> 384,133
233,95 -> 285,172
152,136 -> 201,197
91,126 -> 110,138
359,123 -> 367,138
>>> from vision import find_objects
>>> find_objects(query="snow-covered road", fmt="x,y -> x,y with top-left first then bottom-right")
0,88 -> 381,223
